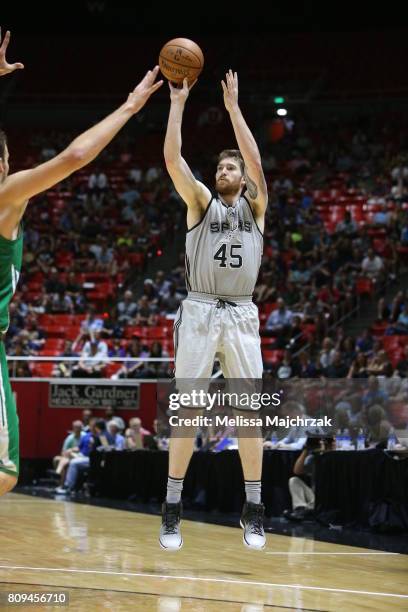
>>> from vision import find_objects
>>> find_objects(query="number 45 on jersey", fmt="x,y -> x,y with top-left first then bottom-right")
214,244 -> 243,268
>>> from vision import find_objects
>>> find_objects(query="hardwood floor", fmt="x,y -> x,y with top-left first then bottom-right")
0,493 -> 407,611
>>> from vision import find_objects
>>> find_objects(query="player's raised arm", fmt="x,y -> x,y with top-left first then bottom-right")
0,67 -> 163,211
164,78 -> 211,212
0,29 -> 24,76
221,70 -> 267,217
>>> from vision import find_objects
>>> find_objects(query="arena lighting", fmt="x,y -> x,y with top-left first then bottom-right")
277,108 -> 287,116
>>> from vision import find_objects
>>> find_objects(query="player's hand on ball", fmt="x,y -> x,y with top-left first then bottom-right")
0,29 -> 24,76
169,77 -> 197,104
126,66 -> 163,114
221,69 -> 239,113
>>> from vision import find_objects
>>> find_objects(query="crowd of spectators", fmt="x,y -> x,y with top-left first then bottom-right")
4,113 -> 408,381
53,407 -> 169,495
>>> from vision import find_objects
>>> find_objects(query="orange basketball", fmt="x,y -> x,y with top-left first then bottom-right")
159,38 -> 204,85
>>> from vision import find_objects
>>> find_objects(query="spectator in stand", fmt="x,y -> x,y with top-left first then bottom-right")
367,350 -> 391,376
108,338 -> 127,358
36,237 -> 55,276
142,279 -> 159,303
106,420 -> 126,450
56,418 -> 104,495
121,199 -> 138,224
319,337 -> 336,370
324,350 -> 349,378
53,420 -> 85,486
119,182 -> 141,207
143,341 -> 171,378
82,409 -> 93,432
104,407 -> 126,432
7,338 -> 29,375
80,306 -> 104,334
45,267 -> 65,294
117,290 -> 138,325
253,272 -> 277,304
343,246 -> 364,275
335,211 -> 358,236
365,404 -> 392,446
270,401 -> 308,450
134,295 -> 158,327
362,376 -> 388,409
282,280 -> 302,310
65,272 -> 82,301
266,298 -> 293,346
297,351 -> 319,378
72,332 -> 107,378
88,167 -> 109,194
317,284 -> 341,321
339,336 -> 356,368
160,282 -> 183,314
355,328 -> 374,355
76,242 -> 97,271
128,162 -> 143,184
288,259 -> 312,287
145,164 -> 162,183
372,202 -> 392,227
303,291 -> 330,320
154,270 -> 171,298
54,339 -> 79,378
24,316 -> 46,352
273,176 -> 293,196
334,268 -> 355,300
49,289 -> 74,314
113,336 -> 149,379
125,417 -> 152,450
90,236 -> 115,272
117,228 -> 134,249
361,248 -> 384,282
392,303 -> 408,335
275,350 -> 299,380
347,352 -> 369,378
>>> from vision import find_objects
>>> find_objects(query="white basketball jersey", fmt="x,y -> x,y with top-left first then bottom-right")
185,193 -> 263,297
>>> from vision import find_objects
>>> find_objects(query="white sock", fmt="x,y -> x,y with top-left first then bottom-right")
245,480 -> 261,505
166,476 -> 184,504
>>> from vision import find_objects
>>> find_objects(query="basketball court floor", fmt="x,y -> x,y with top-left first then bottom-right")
0,492 -> 407,611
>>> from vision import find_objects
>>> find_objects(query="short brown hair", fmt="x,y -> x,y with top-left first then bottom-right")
0,129 -> 7,160
218,149 -> 245,174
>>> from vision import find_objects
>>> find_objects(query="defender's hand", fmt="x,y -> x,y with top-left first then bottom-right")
125,66 -> 163,114
0,29 -> 24,76
221,69 -> 239,113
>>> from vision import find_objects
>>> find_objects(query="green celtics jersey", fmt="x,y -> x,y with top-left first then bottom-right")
0,228 -> 23,334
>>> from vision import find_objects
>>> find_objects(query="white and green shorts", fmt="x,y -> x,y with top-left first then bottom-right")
0,342 -> 19,477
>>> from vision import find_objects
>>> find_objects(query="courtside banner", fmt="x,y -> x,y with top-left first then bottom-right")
49,380 -> 140,409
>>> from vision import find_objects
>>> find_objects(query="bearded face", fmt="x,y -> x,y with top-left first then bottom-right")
215,157 -> 245,196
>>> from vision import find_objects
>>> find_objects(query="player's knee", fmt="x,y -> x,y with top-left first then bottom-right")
0,472 -> 18,496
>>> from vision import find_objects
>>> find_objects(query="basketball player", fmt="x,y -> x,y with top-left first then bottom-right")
160,71 -> 268,550
0,28 -> 162,497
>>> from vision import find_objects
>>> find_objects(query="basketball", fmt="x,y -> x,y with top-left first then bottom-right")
159,38 -> 204,85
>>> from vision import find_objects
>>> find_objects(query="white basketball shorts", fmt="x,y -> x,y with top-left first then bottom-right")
173,292 -> 263,379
